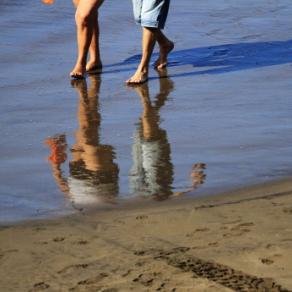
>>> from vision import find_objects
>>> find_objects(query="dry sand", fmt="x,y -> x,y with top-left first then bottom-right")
1,180 -> 292,292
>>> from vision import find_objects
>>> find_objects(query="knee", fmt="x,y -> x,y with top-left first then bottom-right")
75,10 -> 91,27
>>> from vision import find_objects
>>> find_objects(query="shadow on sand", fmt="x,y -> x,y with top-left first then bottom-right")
102,39 -> 292,78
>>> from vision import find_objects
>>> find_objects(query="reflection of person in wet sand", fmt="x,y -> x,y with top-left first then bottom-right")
130,71 -> 206,200
45,76 -> 119,209
130,71 -> 174,200
130,72 -> 174,200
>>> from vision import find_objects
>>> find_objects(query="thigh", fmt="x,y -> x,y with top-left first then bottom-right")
76,0 -> 104,16
72,0 -> 80,9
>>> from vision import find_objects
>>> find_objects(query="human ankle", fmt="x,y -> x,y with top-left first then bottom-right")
76,57 -> 86,66
162,40 -> 173,49
137,65 -> 148,74
88,58 -> 101,65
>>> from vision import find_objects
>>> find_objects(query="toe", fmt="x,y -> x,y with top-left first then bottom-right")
126,77 -> 133,84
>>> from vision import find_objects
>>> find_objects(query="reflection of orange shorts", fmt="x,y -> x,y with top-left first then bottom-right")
45,138 -> 67,164
42,0 -> 55,5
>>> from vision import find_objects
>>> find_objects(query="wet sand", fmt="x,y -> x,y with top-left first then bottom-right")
1,0 -> 292,289
1,179 -> 292,291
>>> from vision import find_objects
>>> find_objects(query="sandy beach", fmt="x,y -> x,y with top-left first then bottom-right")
1,0 -> 292,290
1,179 -> 292,291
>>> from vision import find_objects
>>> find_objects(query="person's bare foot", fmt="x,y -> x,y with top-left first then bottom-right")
70,63 -> 86,80
154,41 -> 174,70
126,69 -> 148,85
86,60 -> 102,73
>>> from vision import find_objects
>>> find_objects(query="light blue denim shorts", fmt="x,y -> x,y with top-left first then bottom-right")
132,0 -> 170,29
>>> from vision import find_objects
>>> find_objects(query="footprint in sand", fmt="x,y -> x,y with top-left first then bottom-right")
114,219 -> 126,225
135,247 -> 289,292
136,215 -> 148,220
281,238 -> 292,242
132,273 -> 154,286
272,202 -> 285,207
34,241 -> 48,245
208,242 -> 219,247
265,244 -> 275,249
69,274 -> 110,291
223,219 -> 242,225
0,249 -> 19,260
191,245 -> 208,250
156,282 -> 166,291
195,228 -> 209,232
122,269 -> 133,277
53,237 -> 65,242
237,222 -> 255,227
283,207 -> 292,214
29,282 -> 50,291
58,263 -> 90,275
134,251 -> 146,256
135,260 -> 146,267
223,230 -> 250,238
223,222 -> 254,237
260,258 -> 274,265
73,240 -> 88,245
133,272 -> 163,287
186,227 -> 210,238
77,273 -> 108,285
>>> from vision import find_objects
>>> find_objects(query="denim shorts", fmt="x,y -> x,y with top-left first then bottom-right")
132,0 -> 170,29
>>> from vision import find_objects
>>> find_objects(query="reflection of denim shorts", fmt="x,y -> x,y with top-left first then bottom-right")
132,0 -> 170,29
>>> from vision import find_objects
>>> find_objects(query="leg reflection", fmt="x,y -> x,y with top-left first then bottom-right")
130,70 -> 207,200
46,76 -> 119,209
130,71 -> 174,200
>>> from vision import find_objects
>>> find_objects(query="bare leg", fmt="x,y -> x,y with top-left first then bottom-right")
72,0 -> 102,73
70,0 -> 102,79
86,10 -> 102,72
154,30 -> 174,70
126,27 -> 157,85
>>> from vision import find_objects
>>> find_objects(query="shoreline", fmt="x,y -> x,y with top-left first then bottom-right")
2,175 -> 292,227
1,177 -> 291,291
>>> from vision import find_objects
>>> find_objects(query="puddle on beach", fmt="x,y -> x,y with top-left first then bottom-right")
1,0 -> 292,222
